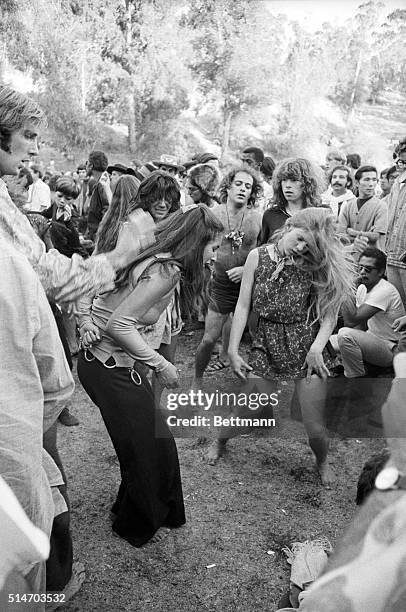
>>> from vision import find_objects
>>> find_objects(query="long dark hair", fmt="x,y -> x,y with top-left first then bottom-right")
129,170 -> 180,217
272,158 -> 322,210
95,175 -> 140,253
115,205 -> 223,316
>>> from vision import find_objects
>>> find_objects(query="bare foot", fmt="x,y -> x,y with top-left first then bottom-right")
207,440 -> 227,465
46,561 -> 86,610
317,462 -> 336,487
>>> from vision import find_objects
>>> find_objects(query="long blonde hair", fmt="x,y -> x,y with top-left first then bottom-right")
272,207 -> 355,323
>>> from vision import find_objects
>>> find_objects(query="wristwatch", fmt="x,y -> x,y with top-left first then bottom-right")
375,466 -> 406,491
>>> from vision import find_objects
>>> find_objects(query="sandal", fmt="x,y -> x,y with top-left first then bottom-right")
206,359 -> 229,373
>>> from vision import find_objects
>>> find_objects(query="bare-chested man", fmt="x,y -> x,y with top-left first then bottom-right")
194,166 -> 262,381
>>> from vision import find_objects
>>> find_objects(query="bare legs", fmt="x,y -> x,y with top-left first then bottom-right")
194,309 -> 230,380
206,375 -> 275,464
296,377 -> 334,485
206,374 -> 334,486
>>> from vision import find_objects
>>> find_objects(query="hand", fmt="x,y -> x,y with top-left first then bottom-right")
79,322 -> 101,348
302,346 -> 330,381
393,315 -> 406,333
353,235 -> 369,253
156,362 -> 179,389
228,351 -> 252,381
226,266 -> 243,283
347,228 -> 359,237
109,210 -> 156,270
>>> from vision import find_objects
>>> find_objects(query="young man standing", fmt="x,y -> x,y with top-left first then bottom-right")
240,146 -> 264,171
337,165 -> 388,256
194,166 -> 262,381
85,150 -> 111,241
321,165 -> 356,219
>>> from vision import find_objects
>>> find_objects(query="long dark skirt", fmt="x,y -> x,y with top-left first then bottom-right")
77,352 -> 186,547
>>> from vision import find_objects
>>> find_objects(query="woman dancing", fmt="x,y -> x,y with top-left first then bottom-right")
77,205 -> 223,546
207,207 -> 354,485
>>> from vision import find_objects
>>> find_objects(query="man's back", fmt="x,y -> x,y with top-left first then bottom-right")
26,178 -> 51,212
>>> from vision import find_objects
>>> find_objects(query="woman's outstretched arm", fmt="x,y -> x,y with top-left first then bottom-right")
228,248 -> 259,380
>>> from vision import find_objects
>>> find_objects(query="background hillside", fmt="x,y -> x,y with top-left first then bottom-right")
1,0 -> 405,169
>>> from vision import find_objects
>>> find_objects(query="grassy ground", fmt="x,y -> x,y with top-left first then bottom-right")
57,329 -> 386,612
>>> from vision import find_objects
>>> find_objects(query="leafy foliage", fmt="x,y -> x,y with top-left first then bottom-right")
3,0 -> 405,160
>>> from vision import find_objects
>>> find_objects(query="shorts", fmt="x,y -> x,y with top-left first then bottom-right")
208,272 -> 241,315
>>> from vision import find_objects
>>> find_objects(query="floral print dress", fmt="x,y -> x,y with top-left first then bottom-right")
249,245 -> 333,380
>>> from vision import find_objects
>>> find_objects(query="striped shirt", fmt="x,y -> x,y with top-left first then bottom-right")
386,170 -> 406,269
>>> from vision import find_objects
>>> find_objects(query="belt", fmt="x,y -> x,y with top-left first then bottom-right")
82,349 -> 142,386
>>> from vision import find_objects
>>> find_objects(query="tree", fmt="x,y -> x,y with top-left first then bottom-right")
183,0 -> 283,158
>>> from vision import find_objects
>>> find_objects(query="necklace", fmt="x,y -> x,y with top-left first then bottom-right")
225,205 -> 245,253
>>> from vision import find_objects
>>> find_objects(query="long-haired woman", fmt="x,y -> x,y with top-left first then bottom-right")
208,207 -> 354,485
77,205 -> 223,546
94,174 -> 141,254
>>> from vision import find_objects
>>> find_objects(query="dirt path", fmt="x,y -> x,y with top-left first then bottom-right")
58,330 -> 385,611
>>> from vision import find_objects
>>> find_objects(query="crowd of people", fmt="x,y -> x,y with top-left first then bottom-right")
1,82 -> 406,611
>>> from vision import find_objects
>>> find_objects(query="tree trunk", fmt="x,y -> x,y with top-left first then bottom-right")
221,109 -> 233,160
127,92 -> 137,153
80,59 -> 86,113
347,49 -> 363,122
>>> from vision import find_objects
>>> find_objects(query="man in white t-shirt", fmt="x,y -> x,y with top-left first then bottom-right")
25,164 -> 51,212
334,247 -> 405,377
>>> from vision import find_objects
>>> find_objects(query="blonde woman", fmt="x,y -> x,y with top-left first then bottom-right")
208,208 -> 354,485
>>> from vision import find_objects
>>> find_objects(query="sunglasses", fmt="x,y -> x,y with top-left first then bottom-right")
358,264 -> 377,273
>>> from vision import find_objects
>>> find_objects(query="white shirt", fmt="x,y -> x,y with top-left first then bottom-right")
356,278 -> 405,345
26,178 -> 51,212
321,188 -> 356,219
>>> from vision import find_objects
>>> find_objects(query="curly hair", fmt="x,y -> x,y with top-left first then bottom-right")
95,175 -> 141,254
88,150 -> 108,172
271,207 -> 355,323
115,205 -> 224,316
218,165 -> 263,208
272,158 -> 323,210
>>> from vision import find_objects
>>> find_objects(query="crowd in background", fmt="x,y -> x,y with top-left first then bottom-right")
2,83 -> 406,612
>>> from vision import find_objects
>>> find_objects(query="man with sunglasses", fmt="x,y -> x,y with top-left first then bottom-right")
332,247 -> 404,378
386,138 -> 406,308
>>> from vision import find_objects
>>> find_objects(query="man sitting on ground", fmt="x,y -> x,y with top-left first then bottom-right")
332,248 -> 405,378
